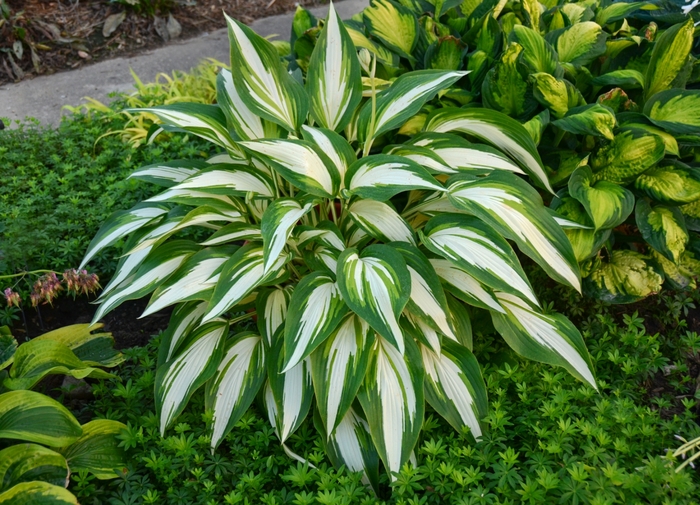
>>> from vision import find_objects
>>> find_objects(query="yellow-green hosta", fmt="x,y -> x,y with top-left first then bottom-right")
82,3 -> 596,487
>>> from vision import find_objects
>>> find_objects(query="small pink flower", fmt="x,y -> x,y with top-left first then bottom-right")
3,288 -> 21,308
32,272 -> 63,306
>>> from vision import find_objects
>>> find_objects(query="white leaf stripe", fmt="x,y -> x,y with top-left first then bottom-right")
301,126 -> 356,185
162,302 -> 208,363
326,407 -> 379,489
201,223 -> 262,246
347,155 -> 444,199
217,69 -> 265,140
262,200 -> 314,274
146,188 -> 241,208
128,161 -> 206,187
405,312 -> 442,355
173,168 -> 274,197
430,259 -> 504,313
277,358 -> 313,441
349,199 -> 415,244
406,266 -> 456,340
257,287 -> 291,346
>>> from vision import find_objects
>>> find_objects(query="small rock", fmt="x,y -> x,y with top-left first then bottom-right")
167,14 -> 182,40
61,375 -> 93,400
78,50 -> 89,59
103,11 -> 127,38
153,15 -> 169,42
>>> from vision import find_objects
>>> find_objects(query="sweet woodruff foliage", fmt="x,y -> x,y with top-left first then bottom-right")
83,2 -> 607,485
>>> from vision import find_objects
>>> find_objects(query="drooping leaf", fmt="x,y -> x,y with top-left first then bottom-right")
58,420 -> 127,479
591,69 -> 645,89
128,160 -> 208,188
168,165 -> 275,198
553,104 -> 616,140
430,258 -> 504,313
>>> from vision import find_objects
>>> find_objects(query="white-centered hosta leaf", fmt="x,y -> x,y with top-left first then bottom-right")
425,108 -> 553,193
569,166 -> 634,231
348,199 -> 415,244
201,223 -> 262,246
403,312 -> 442,355
448,171 -> 581,292
491,292 -> 596,388
256,286 -> 293,346
261,198 -> 314,273
240,139 -> 340,198
156,320 -> 228,433
145,187 -> 244,210
337,245 -> 411,353
170,165 -> 275,198
310,313 -> 372,435
297,221 -> 345,252
128,160 -> 207,188
421,214 -> 539,306
283,272 -> 348,372
345,154 -> 445,201
98,228 -> 156,299
158,301 -> 208,366
306,2 -> 362,131
421,339 -> 487,438
216,68 -> 265,140
358,336 -> 424,478
301,126 -> 357,185
205,333 -> 266,449
225,14 -> 309,131
430,259 -> 504,313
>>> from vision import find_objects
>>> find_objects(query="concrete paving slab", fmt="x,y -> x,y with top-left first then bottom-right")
0,0 -> 367,127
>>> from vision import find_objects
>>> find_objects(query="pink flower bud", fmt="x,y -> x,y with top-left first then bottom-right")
3,288 -> 21,308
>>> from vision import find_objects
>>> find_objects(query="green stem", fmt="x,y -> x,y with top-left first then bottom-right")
330,199 -> 338,224
228,311 -> 257,325
0,270 -> 56,281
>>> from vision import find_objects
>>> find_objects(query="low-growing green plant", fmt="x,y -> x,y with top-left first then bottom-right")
0,324 -> 127,503
82,2 -> 601,487
288,0 -> 700,304
110,0 -> 174,16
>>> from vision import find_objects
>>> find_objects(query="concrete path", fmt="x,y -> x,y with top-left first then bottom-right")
0,0 -> 367,127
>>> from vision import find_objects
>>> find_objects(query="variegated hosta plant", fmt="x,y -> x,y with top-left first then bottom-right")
81,3 -> 596,487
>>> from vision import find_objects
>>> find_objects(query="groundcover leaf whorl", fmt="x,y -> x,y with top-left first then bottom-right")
83,0 -> 600,488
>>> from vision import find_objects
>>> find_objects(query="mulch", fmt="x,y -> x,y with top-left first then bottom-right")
0,0 -> 323,85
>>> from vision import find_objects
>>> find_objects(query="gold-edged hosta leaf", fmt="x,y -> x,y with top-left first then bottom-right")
634,163 -> 700,205
568,166 -> 634,231
345,154 -> 445,201
204,244 -> 289,322
583,251 -> 664,303
348,199 -> 416,244
358,336 -> 424,478
421,339 -> 487,438
306,3 -> 362,132
362,0 -> 418,60
205,333 -> 266,449
261,198 -> 314,274
550,21 -> 607,66
0,481 -> 78,505
310,314 -> 372,435
225,14 -> 309,132
491,292 -> 597,388
635,200 -> 688,264
430,258 -> 504,313
552,104 -> 616,140
283,272 -> 348,372
644,19 -> 695,101
644,89 -> 700,136
420,214 -> 539,306
240,139 -> 340,198
447,171 -> 581,292
58,419 -> 127,479
0,444 -> 68,492
358,70 -> 467,145
32,323 -> 122,368
256,287 -> 293,346
337,245 -> 411,353
201,223 -> 262,246
128,160 -> 207,188
531,73 -> 584,119
216,69 -> 266,141
589,129 -> 665,185
424,108 -> 553,193
301,126 -> 357,185
168,165 -> 275,198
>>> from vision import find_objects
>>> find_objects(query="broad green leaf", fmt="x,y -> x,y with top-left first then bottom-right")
128,160 -> 207,188
240,139 -> 340,198
447,171 -> 581,291
590,129 -> 665,185
568,166 -> 634,231
595,2 -> 647,25
306,3 -> 362,131
420,214 -> 538,306
425,36 -> 466,71
635,164 -> 700,204
257,287 -> 293,346
283,273 -> 348,372
337,245 -> 411,353
0,481 -> 78,505
644,19 -> 695,101
310,314 -> 372,435
363,0 -> 418,60
201,223 -> 262,246
169,165 -> 275,198
261,199 -> 314,273
205,244 -> 289,322
345,154 -> 444,201
205,334 -> 266,449
424,108 -> 554,193
348,199 -> 415,244
482,42 -> 536,119
512,25 -> 558,75
301,126 -> 357,184
491,292 -> 597,388
58,420 -> 126,479
225,15 -> 309,131
0,391 -> 81,447
421,339 -> 487,437
552,21 -> 607,66
0,444 -> 68,492
430,258 -> 504,313
531,73 -> 584,119
592,69 -> 645,89
216,69 -> 266,141
635,200 -> 688,264
553,104 -> 616,140
156,320 -> 228,433
0,332 -> 16,371
358,70 -> 467,145
358,336 -> 424,477
583,251 -> 663,303
644,89 -> 700,135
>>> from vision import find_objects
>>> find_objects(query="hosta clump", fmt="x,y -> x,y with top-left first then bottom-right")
81,4 -> 596,487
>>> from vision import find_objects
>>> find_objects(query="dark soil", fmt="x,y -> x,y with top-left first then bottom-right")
1,0 -> 324,85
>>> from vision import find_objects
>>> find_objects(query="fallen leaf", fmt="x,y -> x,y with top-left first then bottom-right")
78,50 -> 89,59
103,12 -> 127,38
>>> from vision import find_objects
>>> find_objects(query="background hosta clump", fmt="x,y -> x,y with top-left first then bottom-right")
287,0 -> 700,304
82,3 -> 596,487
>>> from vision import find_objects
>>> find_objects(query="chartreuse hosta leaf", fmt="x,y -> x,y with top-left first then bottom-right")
531,73 -> 584,119
225,14 -> 308,132
635,200 -> 688,264
592,69 -> 645,89
0,444 -> 68,492
590,129 -> 665,185
491,293 -> 597,388
511,25 -> 558,75
644,89 -> 700,136
362,0 -> 418,61
348,199 -> 416,244
32,323 -> 122,368
635,163 -> 700,205
643,19 -> 695,101
337,245 -> 411,353
261,198 -> 314,274
205,333 -> 266,449
58,419 -> 127,479
568,166 -> 635,231
358,336 -> 424,478
421,339 -> 487,438
421,215 -> 538,307
425,108 -> 554,193
583,251 -> 664,304
310,314 -> 372,435
0,481 -> 79,505
156,320 -> 228,433
550,21 -> 607,67
447,171 -> 581,292
306,2 -> 362,132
